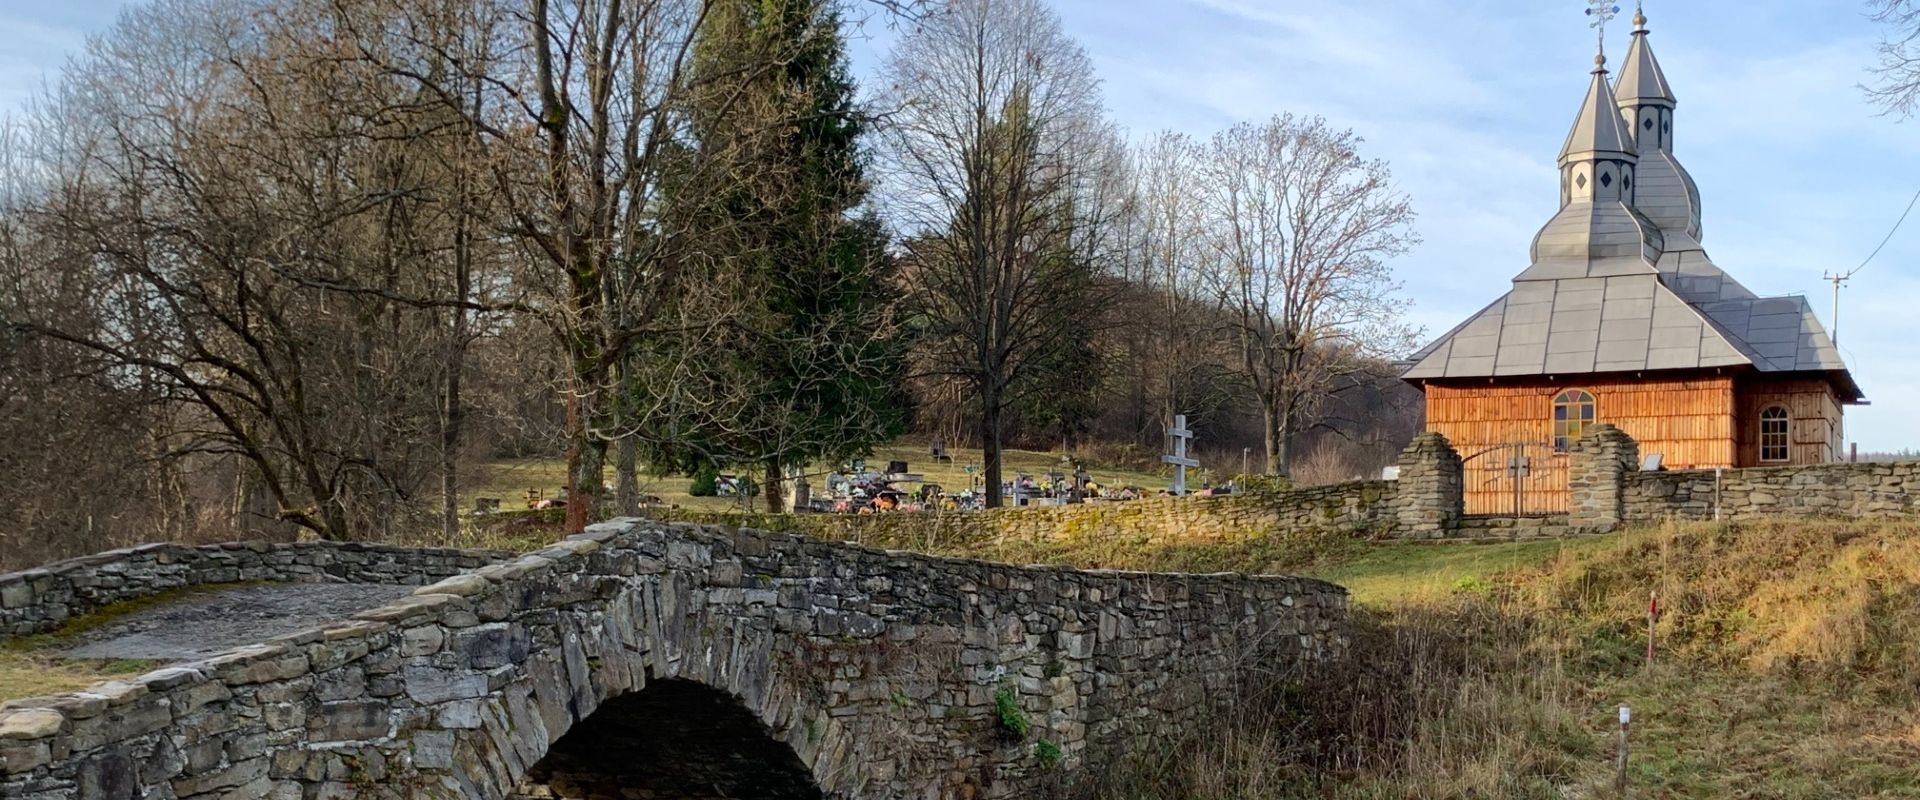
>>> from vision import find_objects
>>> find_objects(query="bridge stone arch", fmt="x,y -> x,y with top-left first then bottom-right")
516,678 -> 820,799
0,520 -> 1347,799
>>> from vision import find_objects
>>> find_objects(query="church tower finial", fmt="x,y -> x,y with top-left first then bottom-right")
1559,5 -> 1636,208
1614,2 -> 1675,149
1520,5 -> 1662,274
1587,0 -> 1621,62
1612,2 -> 1701,243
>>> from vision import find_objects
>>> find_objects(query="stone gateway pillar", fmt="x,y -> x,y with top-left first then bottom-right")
1569,423 -> 1640,531
1394,432 -> 1464,537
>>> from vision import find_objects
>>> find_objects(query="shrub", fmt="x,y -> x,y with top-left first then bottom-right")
688,465 -> 719,497
993,680 -> 1029,740
1034,738 -> 1063,769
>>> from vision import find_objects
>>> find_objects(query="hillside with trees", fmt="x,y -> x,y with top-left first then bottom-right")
0,0 -> 1420,567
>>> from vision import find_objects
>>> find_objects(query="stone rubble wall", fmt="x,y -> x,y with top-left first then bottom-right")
1567,424 -> 1640,530
0,542 -> 508,638
1391,433 -> 1464,537
0,520 -> 1347,800
1450,515 -> 1585,540
654,482 -> 1399,552
1624,461 -> 1920,523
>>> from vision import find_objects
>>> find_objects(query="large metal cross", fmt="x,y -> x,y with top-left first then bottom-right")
1162,414 -> 1200,496
1587,0 -> 1622,52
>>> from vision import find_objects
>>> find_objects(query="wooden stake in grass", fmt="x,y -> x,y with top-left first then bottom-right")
1617,704 -> 1632,798
1646,590 -> 1659,669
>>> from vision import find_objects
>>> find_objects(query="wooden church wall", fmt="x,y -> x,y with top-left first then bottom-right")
1734,377 -> 1843,467
1424,374 -> 1736,513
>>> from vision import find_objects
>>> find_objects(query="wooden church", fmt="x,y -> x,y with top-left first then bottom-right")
1400,8 -> 1864,514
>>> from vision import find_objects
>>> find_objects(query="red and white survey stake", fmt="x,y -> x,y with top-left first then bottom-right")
1645,591 -> 1660,667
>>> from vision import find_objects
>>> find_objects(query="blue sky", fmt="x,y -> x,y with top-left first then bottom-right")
11,1 -> 1920,449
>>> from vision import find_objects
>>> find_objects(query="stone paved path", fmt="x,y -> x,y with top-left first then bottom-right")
54,583 -> 416,662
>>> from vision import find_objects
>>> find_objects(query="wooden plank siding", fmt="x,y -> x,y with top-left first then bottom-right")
1423,375 -> 1737,514
1734,377 -> 1844,467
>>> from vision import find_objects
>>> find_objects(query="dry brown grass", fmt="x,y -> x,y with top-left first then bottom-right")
0,652 -> 158,701
1024,519 -> 1920,799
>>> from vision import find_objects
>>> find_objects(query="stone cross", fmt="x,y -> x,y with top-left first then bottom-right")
1162,414 -> 1200,496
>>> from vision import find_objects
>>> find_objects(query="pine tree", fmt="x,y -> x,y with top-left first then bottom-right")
638,0 -> 903,510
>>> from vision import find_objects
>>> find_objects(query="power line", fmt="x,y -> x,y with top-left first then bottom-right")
1825,186 -> 1920,346
1848,186 -> 1920,278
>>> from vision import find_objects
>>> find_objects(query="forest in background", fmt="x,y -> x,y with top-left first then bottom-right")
0,0 -> 1422,567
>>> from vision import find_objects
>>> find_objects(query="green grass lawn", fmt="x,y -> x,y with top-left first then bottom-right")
1303,536 -> 1617,605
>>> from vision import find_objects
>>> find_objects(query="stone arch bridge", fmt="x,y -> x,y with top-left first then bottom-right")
0,520 -> 1345,799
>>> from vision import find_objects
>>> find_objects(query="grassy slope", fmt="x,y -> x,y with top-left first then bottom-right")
467,437 -> 1175,513
932,521 -> 1920,799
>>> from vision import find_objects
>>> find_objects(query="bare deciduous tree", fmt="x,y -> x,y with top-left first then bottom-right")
1196,115 -> 1418,476
881,0 -> 1113,507
1869,0 -> 1920,115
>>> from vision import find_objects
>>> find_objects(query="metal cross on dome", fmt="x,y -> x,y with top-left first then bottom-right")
1587,0 -> 1622,51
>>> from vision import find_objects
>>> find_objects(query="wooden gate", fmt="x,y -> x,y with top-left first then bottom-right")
1461,442 -> 1569,516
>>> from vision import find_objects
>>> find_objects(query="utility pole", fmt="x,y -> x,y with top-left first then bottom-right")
1823,271 -> 1849,347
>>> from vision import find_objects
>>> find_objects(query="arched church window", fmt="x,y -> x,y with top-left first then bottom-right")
1552,389 -> 1597,452
1760,406 -> 1790,462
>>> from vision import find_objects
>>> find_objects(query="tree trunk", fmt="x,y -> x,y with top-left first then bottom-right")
563,379 -> 607,532
440,192 -> 472,542
1264,398 -> 1286,477
983,389 -> 1005,508
615,434 -> 640,516
440,359 -> 464,541
568,434 -> 606,532
764,460 -> 784,513
1275,419 -> 1292,479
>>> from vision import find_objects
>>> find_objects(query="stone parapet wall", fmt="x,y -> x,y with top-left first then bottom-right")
1624,461 -> 1920,523
0,520 -> 1347,799
654,480 -> 1399,552
0,542 -> 507,638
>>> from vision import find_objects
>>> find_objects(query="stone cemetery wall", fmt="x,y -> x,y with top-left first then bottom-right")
0,542 -> 507,638
1623,460 -> 1920,523
656,479 -> 1401,552
0,520 -> 1348,799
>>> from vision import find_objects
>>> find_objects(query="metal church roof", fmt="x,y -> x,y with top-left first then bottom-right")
1403,12 -> 1862,401
1560,59 -> 1637,165
1613,10 -> 1676,105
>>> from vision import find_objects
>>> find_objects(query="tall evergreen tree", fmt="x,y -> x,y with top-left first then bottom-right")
637,0 -> 903,510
